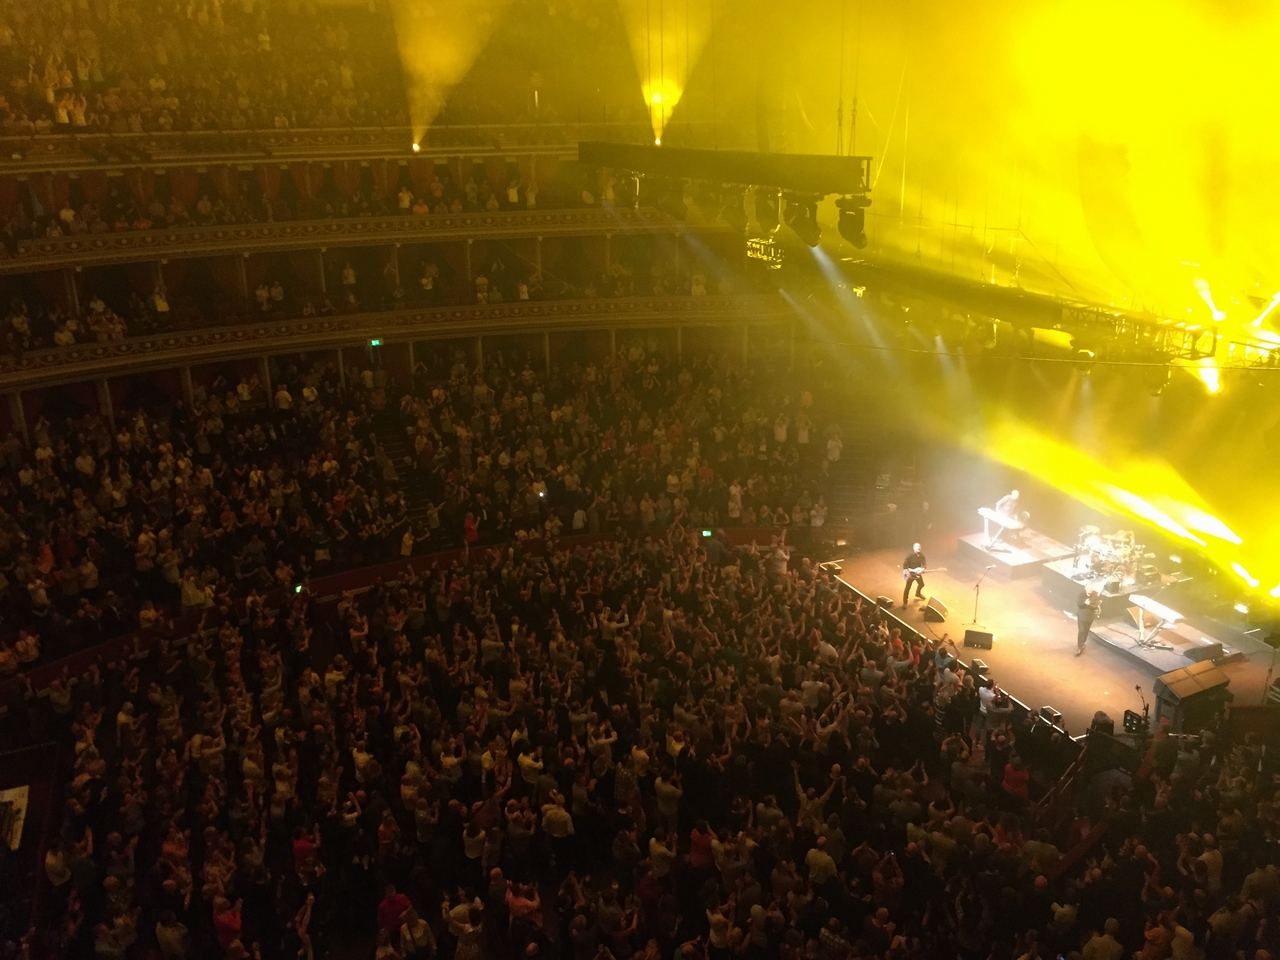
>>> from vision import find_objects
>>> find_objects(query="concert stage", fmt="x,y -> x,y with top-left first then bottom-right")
956,529 -> 1075,580
832,535 -> 1274,733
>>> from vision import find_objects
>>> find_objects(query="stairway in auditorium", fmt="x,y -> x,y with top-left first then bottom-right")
822,426 -> 877,545
371,416 -> 436,524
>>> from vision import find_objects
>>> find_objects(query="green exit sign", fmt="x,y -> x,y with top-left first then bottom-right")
369,338 -> 382,347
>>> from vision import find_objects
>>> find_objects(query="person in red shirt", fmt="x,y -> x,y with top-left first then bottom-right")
378,884 -> 412,933
213,897 -> 242,949
688,820 -> 715,870
291,825 -> 318,873
1002,758 -> 1030,800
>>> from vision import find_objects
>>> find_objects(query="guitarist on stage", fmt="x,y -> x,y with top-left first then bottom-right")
1075,589 -> 1101,656
902,542 -> 928,607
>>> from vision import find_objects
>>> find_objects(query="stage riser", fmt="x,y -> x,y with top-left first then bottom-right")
956,530 -> 1075,580
1088,620 -> 1245,675
1040,558 -> 1132,618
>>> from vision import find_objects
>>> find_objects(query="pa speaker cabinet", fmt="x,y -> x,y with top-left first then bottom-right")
923,596 -> 949,622
963,629 -> 994,649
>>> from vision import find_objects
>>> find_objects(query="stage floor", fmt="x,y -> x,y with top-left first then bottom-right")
831,534 -> 1274,734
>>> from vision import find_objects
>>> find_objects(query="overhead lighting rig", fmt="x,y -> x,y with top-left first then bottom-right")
842,259 -> 1221,367
578,141 -> 872,249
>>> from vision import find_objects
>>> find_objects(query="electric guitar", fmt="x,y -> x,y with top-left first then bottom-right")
902,566 -> 946,581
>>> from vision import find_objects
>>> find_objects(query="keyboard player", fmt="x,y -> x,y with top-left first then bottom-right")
984,489 -> 1022,546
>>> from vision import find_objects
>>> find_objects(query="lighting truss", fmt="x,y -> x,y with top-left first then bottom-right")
1060,304 -> 1219,362
842,259 -> 1218,363
1225,338 -> 1280,368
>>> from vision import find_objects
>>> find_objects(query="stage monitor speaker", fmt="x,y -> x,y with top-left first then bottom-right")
968,658 -> 989,677
923,597 -> 949,622
1184,642 -> 1224,663
963,629 -> 994,649
876,596 -> 893,609
1039,705 -> 1063,727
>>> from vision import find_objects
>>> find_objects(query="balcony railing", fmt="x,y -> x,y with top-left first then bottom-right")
2,207 -> 726,273
0,120 -> 756,175
0,294 -> 792,390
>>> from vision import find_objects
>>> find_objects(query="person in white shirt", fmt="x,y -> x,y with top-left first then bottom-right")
975,683 -> 998,741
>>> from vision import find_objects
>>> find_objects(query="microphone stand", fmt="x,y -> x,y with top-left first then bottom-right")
967,565 -> 996,628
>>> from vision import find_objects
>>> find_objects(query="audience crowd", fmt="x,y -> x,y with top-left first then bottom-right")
3,234 -> 727,353
0,341 -> 1273,960
3,160 -> 557,251
0,343 -> 832,672
10,489 -> 1280,960
0,0 -> 405,136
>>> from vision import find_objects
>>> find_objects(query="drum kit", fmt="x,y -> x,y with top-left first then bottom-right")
1073,526 -> 1157,591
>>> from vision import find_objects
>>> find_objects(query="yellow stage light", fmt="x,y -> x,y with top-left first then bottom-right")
618,0 -> 724,143
773,0 -> 1280,333
1170,507 -> 1241,545
1096,484 -> 1206,546
1197,359 -> 1221,393
1253,292 -> 1280,328
390,0 -> 514,143
1194,279 -> 1226,322
1231,562 -> 1260,589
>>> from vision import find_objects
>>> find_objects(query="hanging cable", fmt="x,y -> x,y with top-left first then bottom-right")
837,1 -> 846,155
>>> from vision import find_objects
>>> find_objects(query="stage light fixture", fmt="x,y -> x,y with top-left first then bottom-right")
837,195 -> 870,248
411,142 -> 420,153
611,174 -> 639,210
1073,347 -> 1097,373
783,194 -> 821,247
755,188 -> 780,235
1145,364 -> 1172,395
